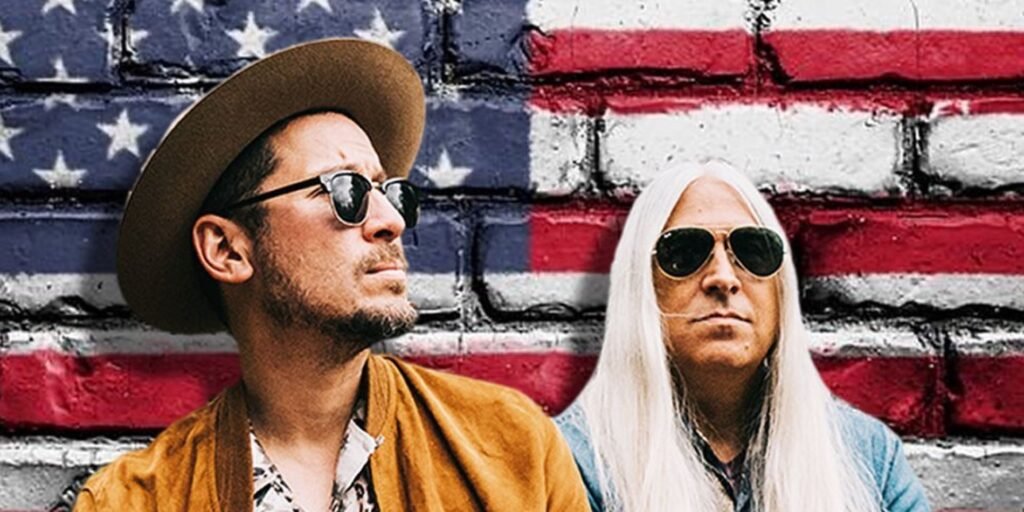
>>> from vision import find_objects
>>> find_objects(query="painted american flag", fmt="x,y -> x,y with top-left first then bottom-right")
1,0 -> 1023,510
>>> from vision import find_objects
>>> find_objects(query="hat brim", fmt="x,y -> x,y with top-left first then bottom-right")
117,38 -> 425,333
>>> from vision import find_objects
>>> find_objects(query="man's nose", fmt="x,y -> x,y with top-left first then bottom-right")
700,243 -> 741,296
361,188 -> 405,243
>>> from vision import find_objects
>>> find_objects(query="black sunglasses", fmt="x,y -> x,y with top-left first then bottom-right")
653,226 -> 785,279
219,171 -> 420,228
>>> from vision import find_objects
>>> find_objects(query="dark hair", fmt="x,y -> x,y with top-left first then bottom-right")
195,108 -> 356,328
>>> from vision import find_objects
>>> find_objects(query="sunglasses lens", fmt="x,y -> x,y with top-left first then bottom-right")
329,173 -> 372,224
729,227 -> 785,277
655,228 -> 715,278
384,180 -> 420,228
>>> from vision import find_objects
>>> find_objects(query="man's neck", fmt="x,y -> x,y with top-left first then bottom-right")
238,324 -> 370,447
678,363 -> 765,463
235,321 -> 372,512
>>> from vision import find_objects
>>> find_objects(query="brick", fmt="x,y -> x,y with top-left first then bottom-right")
411,97 -> 591,195
927,99 -> 1024,190
477,204 -> 619,315
765,0 -> 1024,82
0,0 -> 116,82
128,0 -> 428,76
949,324 -> 1024,433
600,98 -> 906,196
452,0 -> 751,77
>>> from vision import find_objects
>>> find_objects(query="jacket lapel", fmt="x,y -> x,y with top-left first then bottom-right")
214,383 -> 253,511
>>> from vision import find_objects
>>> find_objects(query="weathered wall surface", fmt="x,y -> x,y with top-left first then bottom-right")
1,0 -> 1022,509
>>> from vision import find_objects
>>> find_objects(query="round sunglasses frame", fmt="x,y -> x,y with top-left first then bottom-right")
218,170 -> 420,228
651,225 -> 786,280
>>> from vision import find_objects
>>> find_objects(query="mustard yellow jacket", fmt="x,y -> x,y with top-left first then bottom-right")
74,354 -> 589,511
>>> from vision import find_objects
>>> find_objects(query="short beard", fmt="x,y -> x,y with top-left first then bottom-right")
254,238 -> 417,363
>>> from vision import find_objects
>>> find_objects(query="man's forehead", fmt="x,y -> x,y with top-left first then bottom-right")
667,176 -> 758,227
268,111 -> 384,178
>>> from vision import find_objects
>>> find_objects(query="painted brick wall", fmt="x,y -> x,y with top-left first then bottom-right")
1,0 -> 1023,509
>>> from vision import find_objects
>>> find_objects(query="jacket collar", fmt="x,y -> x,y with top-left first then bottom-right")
212,353 -> 393,511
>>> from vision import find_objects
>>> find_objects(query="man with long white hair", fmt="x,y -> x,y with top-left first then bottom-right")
556,161 -> 930,512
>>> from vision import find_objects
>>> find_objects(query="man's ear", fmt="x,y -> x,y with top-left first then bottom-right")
192,214 -> 256,285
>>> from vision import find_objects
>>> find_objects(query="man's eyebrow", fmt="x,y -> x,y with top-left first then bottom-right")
314,162 -> 360,175
314,163 -> 387,183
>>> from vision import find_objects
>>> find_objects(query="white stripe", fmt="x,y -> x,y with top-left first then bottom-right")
949,326 -> 1024,356
806,325 -> 934,356
927,107 -> 1024,189
771,0 -> 1024,30
529,109 -> 592,196
484,272 -> 609,312
1,437 -> 1022,510
805,273 -> 1024,310
0,273 -> 123,310
0,272 -> 458,314
526,0 -> 748,30
601,102 -> 903,195
905,440 -> 1024,459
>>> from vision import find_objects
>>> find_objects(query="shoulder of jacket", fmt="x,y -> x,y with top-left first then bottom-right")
77,392 -> 226,504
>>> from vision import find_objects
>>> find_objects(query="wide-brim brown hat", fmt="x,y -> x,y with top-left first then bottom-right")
117,38 -> 425,334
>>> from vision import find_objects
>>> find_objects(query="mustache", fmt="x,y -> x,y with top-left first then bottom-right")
357,243 -> 408,273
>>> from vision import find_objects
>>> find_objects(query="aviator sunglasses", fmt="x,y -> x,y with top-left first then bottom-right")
653,226 -> 786,279
219,170 -> 420,228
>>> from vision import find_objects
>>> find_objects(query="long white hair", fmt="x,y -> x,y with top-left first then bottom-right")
579,161 -> 879,511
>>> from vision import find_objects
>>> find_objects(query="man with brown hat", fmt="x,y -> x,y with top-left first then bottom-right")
73,39 -> 587,512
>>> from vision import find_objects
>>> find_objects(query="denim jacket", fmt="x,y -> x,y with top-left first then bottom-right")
555,399 -> 931,512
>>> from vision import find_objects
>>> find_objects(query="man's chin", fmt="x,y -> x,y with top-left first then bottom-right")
338,301 -> 417,342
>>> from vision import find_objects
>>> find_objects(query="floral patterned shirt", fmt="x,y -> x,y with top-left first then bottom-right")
251,400 -> 382,512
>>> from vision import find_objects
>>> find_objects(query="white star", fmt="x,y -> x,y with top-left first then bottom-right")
421,148 -> 472,188
0,114 -> 24,160
0,22 -> 21,66
97,110 -> 149,159
353,8 -> 404,50
34,152 -> 87,188
42,0 -> 76,15
46,56 -> 87,82
170,0 -> 203,14
43,94 -> 79,110
297,0 -> 331,13
226,12 -> 277,58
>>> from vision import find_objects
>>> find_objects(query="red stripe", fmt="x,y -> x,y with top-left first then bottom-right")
528,202 -> 1024,275
1,351 -> 947,436
0,351 -> 240,431
529,204 -> 625,274
764,30 -> 1024,82
527,29 -> 752,77
950,355 -> 1024,432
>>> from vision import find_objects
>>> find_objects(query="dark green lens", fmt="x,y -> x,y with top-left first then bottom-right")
384,180 -> 420,228
655,228 -> 715,278
329,173 -> 372,224
729,227 -> 784,277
